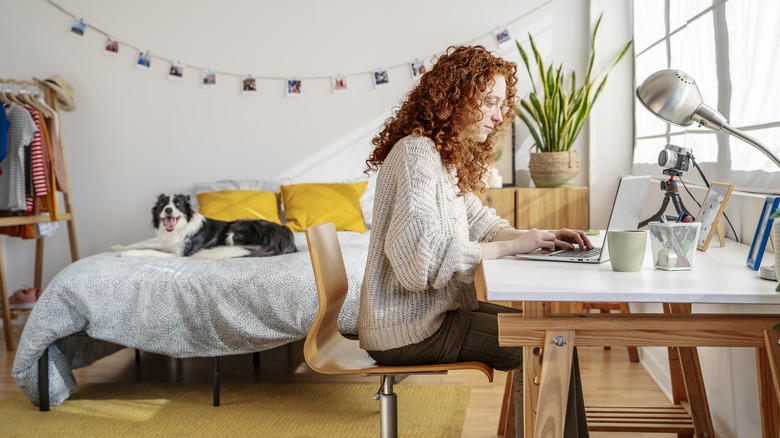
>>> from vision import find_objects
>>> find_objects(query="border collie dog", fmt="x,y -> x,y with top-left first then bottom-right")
113,194 -> 296,260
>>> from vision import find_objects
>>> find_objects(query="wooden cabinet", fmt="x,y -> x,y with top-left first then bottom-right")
478,187 -> 589,230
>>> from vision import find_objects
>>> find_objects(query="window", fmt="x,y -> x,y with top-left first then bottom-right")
633,0 -> 780,194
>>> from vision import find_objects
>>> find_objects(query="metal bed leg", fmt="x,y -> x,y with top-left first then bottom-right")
38,347 -> 49,412
213,356 -> 220,407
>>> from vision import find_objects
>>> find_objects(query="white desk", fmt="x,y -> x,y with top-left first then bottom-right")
475,235 -> 780,438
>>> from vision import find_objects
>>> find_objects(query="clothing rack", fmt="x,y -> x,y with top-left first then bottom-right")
0,77 -> 79,350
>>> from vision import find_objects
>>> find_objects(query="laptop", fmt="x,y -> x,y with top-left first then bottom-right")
516,175 -> 651,263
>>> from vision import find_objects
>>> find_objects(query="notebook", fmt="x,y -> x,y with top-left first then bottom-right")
516,175 -> 651,263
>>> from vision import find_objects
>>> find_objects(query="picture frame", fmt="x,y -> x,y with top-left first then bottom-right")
136,50 -> 151,70
493,121 -> 516,187
332,74 -> 347,94
168,61 -> 184,81
286,78 -> 301,96
201,69 -> 216,88
373,68 -> 389,88
409,60 -> 426,79
242,75 -> 257,95
103,37 -> 119,55
747,195 -> 780,270
69,18 -> 86,37
493,27 -> 511,46
693,182 -> 734,251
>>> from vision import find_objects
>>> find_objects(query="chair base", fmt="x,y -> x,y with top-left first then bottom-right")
378,375 -> 398,438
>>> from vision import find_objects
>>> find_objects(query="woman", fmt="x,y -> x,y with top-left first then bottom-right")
359,45 -> 591,436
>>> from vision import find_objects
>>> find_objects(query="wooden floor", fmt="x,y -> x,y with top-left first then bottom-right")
1,322 -> 675,437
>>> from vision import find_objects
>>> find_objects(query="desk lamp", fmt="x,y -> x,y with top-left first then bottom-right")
636,69 -> 780,167
636,69 -> 780,279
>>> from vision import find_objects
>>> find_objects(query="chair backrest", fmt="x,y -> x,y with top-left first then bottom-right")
304,222 -> 494,381
304,222 -> 353,368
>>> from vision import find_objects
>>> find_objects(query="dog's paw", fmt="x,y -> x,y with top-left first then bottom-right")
110,245 -> 129,252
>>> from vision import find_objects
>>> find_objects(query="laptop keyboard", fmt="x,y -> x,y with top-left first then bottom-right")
551,247 -> 602,258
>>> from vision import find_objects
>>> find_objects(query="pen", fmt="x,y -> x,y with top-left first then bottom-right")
675,212 -> 685,223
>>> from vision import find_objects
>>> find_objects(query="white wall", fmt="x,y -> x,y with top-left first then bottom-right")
2,0 -> 584,284
2,0 -> 773,436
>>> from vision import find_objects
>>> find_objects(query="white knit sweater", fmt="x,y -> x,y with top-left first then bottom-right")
358,135 -> 510,351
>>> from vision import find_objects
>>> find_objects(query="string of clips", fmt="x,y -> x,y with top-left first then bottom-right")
45,0 -> 552,88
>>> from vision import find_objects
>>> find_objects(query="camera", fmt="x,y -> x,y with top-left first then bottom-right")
658,144 -> 691,172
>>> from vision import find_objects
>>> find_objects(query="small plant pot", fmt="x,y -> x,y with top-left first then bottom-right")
529,150 -> 580,188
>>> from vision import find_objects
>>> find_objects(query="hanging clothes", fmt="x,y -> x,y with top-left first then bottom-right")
0,104 -> 9,167
0,104 -> 37,212
26,107 -> 47,199
36,95 -> 67,193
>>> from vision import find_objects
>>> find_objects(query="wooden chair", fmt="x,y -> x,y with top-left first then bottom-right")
304,222 -> 494,438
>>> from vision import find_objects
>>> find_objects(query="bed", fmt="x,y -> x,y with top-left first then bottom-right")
12,177 -> 375,407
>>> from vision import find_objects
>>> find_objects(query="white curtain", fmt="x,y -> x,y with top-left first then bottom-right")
632,0 -> 780,194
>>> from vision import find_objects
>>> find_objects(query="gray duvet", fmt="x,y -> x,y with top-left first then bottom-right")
12,231 -> 368,406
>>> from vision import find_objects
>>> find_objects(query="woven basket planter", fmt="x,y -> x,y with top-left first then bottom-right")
528,150 -> 580,188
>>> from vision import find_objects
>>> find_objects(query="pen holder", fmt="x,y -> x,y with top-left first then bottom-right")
648,222 -> 701,271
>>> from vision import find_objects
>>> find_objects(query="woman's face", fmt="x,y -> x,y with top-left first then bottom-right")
475,75 -> 507,143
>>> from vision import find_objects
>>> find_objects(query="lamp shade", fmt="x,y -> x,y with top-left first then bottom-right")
636,69 -> 728,129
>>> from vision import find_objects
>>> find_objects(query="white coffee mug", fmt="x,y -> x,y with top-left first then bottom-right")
607,230 -> 648,272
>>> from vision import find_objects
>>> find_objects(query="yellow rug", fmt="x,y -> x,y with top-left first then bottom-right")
1,382 -> 469,437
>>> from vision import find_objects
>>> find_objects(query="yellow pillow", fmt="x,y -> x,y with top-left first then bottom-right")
281,182 -> 367,232
196,190 -> 282,224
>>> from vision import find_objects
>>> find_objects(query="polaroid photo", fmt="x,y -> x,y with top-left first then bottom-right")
287,78 -> 301,97
242,76 -> 257,95
493,27 -> 512,46
332,74 -> 348,94
69,18 -> 86,37
202,69 -> 217,88
136,50 -> 151,69
104,37 -> 119,55
168,61 -> 184,81
410,60 -> 427,79
373,68 -> 389,88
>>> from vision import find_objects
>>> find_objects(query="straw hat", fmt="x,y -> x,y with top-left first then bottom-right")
40,74 -> 76,112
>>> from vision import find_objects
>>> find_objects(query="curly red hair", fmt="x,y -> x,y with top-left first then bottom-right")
366,45 -> 517,194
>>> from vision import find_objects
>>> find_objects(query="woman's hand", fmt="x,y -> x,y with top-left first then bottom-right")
481,228 -> 557,259
553,228 -> 593,250
481,227 -> 594,260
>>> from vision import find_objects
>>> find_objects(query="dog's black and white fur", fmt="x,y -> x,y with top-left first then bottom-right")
112,194 -> 297,260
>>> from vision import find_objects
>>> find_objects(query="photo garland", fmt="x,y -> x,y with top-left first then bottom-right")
693,182 -> 734,251
48,0 -> 546,98
747,195 -> 780,270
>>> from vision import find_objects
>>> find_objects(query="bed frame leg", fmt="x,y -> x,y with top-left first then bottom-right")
213,356 -> 220,407
38,347 -> 49,412
253,351 -> 260,366
135,348 -> 141,362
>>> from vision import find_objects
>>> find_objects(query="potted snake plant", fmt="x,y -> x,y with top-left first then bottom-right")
516,14 -> 632,188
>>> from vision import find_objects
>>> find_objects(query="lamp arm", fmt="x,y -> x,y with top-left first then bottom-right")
721,123 -> 780,169
689,103 -> 780,168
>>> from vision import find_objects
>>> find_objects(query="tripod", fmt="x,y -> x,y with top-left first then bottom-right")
639,169 -> 694,228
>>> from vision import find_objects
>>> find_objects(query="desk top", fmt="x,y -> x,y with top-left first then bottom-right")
482,232 -> 780,304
